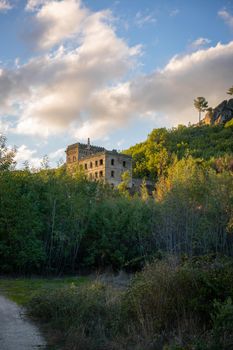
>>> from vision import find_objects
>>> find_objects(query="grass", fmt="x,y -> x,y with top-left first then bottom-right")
0,276 -> 89,305
26,256 -> 233,350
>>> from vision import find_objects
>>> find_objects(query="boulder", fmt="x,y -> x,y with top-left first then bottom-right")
203,98 -> 233,125
203,110 -> 213,125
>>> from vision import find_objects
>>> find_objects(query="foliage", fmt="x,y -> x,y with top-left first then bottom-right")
211,297 -> 233,349
194,96 -> 209,123
0,155 -> 233,273
124,124 -> 233,180
26,257 -> 233,350
0,276 -> 88,305
227,86 -> 233,95
0,134 -> 16,171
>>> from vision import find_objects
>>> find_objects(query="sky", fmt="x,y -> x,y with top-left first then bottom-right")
0,0 -> 233,168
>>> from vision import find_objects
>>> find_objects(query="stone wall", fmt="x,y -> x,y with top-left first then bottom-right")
66,142 -> 132,187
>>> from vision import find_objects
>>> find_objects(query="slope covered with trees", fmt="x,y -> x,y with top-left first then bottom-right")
0,129 -> 233,274
124,123 -> 233,180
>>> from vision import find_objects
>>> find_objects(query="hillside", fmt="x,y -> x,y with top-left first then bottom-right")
125,123 -> 233,180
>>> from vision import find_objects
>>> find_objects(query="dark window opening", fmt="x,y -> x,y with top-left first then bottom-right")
95,172 -> 98,178
90,162 -> 93,168
95,160 -> 98,167
99,171 -> 103,177
111,170 -> 114,177
111,159 -> 114,166
100,159 -> 103,165
85,163 -> 87,170
123,160 -> 126,167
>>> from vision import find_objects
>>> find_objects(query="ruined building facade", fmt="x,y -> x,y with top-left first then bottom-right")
66,139 -> 132,187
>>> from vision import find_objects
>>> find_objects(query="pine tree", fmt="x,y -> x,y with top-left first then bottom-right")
194,97 -> 208,124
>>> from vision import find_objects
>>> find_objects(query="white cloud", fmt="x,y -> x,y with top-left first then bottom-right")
0,0 -> 140,139
26,0 -> 48,11
25,0 -> 87,50
128,41 -> 233,126
190,37 -> 211,49
135,11 -> 156,27
0,119 -> 10,133
15,145 -> 41,168
169,9 -> 180,17
49,148 -> 64,159
0,0 -> 12,12
1,1 -> 233,142
218,9 -> 233,28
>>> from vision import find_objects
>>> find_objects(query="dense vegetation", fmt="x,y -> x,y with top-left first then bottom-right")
0,124 -> 233,349
124,124 -> 233,180
0,128 -> 233,274
28,256 -> 233,349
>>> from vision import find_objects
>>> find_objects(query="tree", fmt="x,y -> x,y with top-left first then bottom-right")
118,171 -> 131,197
0,134 -> 16,171
194,97 -> 208,124
227,86 -> 233,96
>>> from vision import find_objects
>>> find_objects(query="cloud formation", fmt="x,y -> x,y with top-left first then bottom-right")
135,11 -> 157,27
1,0 -> 140,139
128,41 -> 233,125
25,0 -> 88,50
0,0 -> 12,12
218,9 -> 233,29
14,144 -> 41,168
1,1 -> 233,143
190,37 -> 211,49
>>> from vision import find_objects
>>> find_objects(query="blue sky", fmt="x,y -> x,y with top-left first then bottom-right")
0,0 -> 233,168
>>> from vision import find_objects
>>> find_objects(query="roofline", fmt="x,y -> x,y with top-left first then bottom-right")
66,142 -> 106,151
77,150 -> 132,161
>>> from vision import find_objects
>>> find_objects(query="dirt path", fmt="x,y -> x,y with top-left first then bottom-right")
0,295 -> 46,350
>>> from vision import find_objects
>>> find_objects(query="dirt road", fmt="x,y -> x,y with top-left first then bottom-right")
0,295 -> 46,349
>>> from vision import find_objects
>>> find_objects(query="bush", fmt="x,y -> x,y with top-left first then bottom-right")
122,256 -> 233,348
28,257 -> 233,350
28,281 -> 122,349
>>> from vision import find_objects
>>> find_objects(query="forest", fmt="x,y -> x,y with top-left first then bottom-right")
0,123 -> 233,274
1,124 -> 233,349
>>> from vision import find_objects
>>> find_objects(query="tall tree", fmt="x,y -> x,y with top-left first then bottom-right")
0,134 -> 16,171
194,97 -> 208,124
227,86 -> 233,96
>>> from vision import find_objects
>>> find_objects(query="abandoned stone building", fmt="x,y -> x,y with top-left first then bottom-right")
66,139 -> 132,187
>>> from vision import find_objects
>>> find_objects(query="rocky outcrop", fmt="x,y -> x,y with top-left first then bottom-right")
203,110 -> 213,125
203,98 -> 233,125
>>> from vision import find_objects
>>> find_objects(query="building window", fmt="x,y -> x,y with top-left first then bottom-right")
100,159 -> 103,165
111,170 -> 114,177
95,160 -> 98,167
90,162 -> 93,168
99,170 -> 103,177
73,156 -> 76,161
85,163 -> 87,170
95,172 -> 98,178
111,159 -> 114,166
123,160 -> 126,167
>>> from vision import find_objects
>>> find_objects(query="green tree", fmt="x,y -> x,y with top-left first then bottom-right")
0,134 -> 16,171
118,171 -> 131,197
194,97 -> 208,124
227,86 -> 233,95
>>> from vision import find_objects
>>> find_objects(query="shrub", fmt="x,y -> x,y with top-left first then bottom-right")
27,257 -> 233,350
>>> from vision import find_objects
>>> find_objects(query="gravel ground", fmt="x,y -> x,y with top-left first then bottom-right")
0,295 -> 46,350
